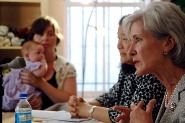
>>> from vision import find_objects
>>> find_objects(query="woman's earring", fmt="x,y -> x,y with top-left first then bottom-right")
163,51 -> 167,55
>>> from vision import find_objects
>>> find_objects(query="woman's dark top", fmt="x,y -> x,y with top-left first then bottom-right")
95,63 -> 165,123
41,71 -> 57,110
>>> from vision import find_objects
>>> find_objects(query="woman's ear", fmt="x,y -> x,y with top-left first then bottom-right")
163,35 -> 176,51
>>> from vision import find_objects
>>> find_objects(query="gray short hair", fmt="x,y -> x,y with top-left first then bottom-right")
123,1 -> 185,68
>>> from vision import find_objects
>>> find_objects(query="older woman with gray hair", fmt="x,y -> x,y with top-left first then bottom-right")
114,1 -> 185,123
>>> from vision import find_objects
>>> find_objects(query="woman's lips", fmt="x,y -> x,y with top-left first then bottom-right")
43,44 -> 50,48
120,52 -> 126,56
133,60 -> 139,67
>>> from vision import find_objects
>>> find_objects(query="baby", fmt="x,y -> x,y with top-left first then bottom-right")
3,41 -> 48,111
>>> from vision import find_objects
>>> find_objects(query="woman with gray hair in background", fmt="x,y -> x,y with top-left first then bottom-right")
114,1 -> 185,123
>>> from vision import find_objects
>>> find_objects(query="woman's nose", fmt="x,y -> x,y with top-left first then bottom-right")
117,40 -> 123,49
128,44 -> 136,56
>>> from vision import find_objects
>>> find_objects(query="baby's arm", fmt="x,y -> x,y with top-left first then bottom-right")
32,59 -> 48,77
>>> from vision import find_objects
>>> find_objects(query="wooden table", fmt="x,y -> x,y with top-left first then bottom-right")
2,112 -> 15,123
2,112 -> 41,123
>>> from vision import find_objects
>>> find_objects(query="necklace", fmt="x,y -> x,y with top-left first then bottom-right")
164,84 -> 179,108
165,93 -> 177,112
164,94 -> 168,108
164,74 -> 185,111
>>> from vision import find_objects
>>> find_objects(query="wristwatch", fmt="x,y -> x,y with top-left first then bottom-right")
88,106 -> 97,119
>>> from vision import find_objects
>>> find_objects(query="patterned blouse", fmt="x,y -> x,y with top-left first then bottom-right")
54,55 -> 76,89
95,64 -> 165,123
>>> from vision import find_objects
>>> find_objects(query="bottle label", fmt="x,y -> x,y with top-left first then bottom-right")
15,112 -> 32,123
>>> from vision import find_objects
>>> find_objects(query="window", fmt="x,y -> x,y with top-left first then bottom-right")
65,0 -> 144,99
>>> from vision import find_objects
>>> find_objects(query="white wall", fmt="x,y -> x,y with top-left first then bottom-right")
47,0 -> 67,57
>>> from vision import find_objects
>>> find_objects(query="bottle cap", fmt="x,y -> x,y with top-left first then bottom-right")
20,93 -> 27,98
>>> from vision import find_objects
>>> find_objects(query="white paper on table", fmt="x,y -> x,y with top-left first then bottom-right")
32,110 -> 71,120
42,118 -> 94,123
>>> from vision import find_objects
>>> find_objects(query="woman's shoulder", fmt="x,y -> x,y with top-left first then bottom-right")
54,55 -> 76,71
56,55 -> 69,63
55,55 -> 74,66
124,73 -> 137,80
136,74 -> 158,81
137,74 -> 165,89
124,73 -> 158,82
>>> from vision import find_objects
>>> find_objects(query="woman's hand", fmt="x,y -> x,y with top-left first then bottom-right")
113,106 -> 131,123
20,69 -> 42,88
129,99 -> 156,123
67,95 -> 88,118
67,95 -> 82,117
28,96 -> 42,110
76,100 -> 92,118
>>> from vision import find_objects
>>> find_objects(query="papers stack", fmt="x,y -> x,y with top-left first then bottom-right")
32,110 -> 99,123
32,110 -> 71,120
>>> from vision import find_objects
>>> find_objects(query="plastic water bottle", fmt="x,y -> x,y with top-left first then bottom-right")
15,93 -> 32,123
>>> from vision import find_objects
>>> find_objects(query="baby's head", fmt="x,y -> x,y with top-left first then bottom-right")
22,41 -> 45,62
